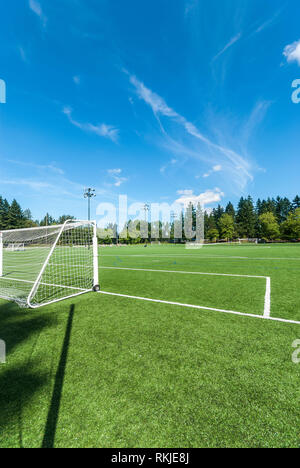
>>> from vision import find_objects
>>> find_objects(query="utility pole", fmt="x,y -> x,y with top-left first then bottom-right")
84,188 -> 96,221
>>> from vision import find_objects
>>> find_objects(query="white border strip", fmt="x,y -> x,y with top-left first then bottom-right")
264,277 -> 271,318
99,291 -> 300,325
100,266 -> 267,279
100,266 -> 271,318
100,254 -> 300,260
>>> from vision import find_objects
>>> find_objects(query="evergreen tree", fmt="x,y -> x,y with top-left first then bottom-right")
236,196 -> 257,238
8,199 -> 25,229
275,197 -> 291,223
184,202 -> 195,241
292,196 -> 300,210
40,213 -> 57,226
57,215 -> 75,224
23,209 -> 32,220
0,198 -> 10,230
225,202 -> 235,220
256,198 -> 262,216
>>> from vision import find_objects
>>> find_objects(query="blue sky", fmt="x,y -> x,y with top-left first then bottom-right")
0,0 -> 300,221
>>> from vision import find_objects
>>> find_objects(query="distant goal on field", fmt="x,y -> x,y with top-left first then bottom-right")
0,220 -> 100,308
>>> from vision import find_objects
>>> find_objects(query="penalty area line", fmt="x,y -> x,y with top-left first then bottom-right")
99,291 -> 300,326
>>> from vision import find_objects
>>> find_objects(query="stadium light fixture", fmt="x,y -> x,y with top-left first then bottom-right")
84,188 -> 96,221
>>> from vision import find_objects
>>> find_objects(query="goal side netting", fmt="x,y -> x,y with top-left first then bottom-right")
0,220 -> 99,308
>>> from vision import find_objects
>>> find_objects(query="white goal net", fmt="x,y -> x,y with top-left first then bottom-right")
0,220 -> 99,308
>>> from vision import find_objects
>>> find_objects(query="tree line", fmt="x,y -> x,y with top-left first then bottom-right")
0,196 -> 74,231
100,195 -> 300,243
1,194 -> 300,242
204,195 -> 300,242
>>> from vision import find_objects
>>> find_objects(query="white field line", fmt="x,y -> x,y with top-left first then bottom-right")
264,277 -> 271,318
99,291 -> 300,325
0,276 -> 87,292
99,266 -> 271,318
100,265 -> 267,279
100,254 -> 300,260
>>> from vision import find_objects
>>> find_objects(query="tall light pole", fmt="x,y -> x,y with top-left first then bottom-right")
84,188 -> 96,221
144,204 -> 150,222
171,211 -> 177,243
143,204 -> 150,241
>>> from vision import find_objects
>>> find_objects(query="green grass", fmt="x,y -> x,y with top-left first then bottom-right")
1,243 -> 300,447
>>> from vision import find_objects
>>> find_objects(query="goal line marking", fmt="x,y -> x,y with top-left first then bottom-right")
99,266 -> 271,318
0,276 -> 88,292
99,291 -> 300,325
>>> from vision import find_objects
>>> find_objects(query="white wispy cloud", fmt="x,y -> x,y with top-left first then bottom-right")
0,173 -> 117,203
18,46 -> 28,63
127,72 -> 253,190
0,179 -> 56,192
160,158 -> 177,174
107,168 -> 128,187
6,159 -> 64,175
63,107 -> 119,143
202,164 -> 222,178
177,190 -> 194,196
29,0 -> 47,28
243,100 -> 272,143
212,33 -> 242,62
251,9 -> 282,36
283,40 -> 300,66
175,188 -> 224,208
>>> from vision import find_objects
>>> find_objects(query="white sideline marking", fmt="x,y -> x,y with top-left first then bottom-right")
264,277 -> 271,318
100,266 -> 271,319
99,291 -> 300,325
100,265 -> 267,279
100,254 -> 300,260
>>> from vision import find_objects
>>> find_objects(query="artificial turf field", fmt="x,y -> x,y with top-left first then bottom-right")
0,243 -> 300,448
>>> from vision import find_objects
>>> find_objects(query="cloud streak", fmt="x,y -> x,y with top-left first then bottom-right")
203,165 -> 222,178
212,33 -> 242,62
107,169 -> 128,187
127,72 -> 253,190
29,0 -> 47,28
5,159 -> 64,175
63,107 -> 119,143
251,9 -> 282,36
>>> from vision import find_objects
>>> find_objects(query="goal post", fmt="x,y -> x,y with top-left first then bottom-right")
0,220 -> 99,308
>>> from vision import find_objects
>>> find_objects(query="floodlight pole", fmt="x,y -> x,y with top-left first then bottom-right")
84,188 -> 96,221
171,211 -> 177,243
144,204 -> 150,222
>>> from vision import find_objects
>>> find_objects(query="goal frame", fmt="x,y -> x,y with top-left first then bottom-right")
0,219 -> 99,309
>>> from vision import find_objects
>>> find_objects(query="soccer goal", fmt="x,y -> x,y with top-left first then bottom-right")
238,238 -> 258,244
0,220 -> 99,308
6,243 -> 25,252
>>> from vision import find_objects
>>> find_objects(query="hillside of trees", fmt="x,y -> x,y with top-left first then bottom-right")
1,194 -> 300,243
